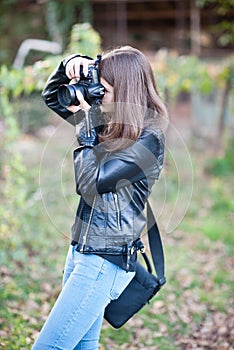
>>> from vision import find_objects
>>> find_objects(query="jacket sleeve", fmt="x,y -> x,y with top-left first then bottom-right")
41,54 -> 93,125
96,130 -> 164,193
74,129 -> 164,196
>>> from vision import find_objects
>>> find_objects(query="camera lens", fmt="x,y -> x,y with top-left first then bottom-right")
57,84 -> 78,107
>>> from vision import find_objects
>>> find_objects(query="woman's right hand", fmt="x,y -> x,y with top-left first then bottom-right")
65,56 -> 95,80
65,56 -> 95,113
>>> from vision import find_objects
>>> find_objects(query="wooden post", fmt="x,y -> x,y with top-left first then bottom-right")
190,0 -> 201,56
116,0 -> 127,44
175,0 -> 186,54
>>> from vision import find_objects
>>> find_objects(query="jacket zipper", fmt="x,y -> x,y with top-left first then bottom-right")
113,192 -> 122,231
81,195 -> 96,252
85,112 -> 91,138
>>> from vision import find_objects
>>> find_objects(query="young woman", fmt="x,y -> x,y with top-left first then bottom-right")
32,46 -> 167,350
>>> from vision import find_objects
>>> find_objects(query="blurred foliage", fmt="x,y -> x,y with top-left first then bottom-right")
0,90 -> 41,269
0,23 -> 102,99
198,0 -> 234,47
1,0 -> 234,67
0,0 -> 46,66
198,0 -> 234,12
46,0 -> 77,46
153,50 -> 234,101
0,23 -> 102,134
45,0 -> 92,49
205,138 -> 234,176
0,36 -> 233,105
0,0 -> 93,67
66,23 -> 102,58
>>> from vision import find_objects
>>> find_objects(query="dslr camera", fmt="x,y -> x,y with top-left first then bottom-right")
58,54 -> 105,107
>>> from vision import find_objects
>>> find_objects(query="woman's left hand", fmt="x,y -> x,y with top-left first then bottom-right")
66,90 -> 91,114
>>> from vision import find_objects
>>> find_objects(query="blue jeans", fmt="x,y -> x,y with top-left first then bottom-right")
32,245 -> 135,350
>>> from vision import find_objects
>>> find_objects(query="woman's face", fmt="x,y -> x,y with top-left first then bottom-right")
100,77 -> 114,112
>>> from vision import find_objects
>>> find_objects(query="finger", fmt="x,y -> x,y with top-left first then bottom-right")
82,61 -> 89,77
65,64 -> 73,79
67,105 -> 81,113
73,62 -> 82,79
71,63 -> 81,79
76,91 -> 90,111
66,60 -> 81,79
76,90 -> 84,102
82,59 -> 96,76
65,62 -> 72,79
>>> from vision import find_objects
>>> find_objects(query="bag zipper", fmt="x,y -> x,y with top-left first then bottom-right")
81,195 -> 96,252
113,192 -> 122,231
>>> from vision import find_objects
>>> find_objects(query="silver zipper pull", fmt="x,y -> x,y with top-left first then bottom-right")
81,195 -> 96,251
113,192 -> 121,231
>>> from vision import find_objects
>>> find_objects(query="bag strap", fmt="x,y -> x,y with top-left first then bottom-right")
145,201 -> 166,287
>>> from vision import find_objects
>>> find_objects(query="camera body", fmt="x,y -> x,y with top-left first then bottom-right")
58,55 -> 105,107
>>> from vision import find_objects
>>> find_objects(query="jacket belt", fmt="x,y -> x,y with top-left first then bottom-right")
70,239 -> 145,254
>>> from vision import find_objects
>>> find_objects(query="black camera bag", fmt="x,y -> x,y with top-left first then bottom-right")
104,202 -> 166,328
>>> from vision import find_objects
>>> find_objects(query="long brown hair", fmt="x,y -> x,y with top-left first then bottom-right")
98,46 -> 168,151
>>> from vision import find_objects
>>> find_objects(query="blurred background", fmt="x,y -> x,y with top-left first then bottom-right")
0,1 -> 233,349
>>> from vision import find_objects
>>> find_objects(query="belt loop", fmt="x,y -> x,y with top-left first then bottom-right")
71,240 -> 78,246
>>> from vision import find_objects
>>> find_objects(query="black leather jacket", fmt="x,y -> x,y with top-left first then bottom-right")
42,55 -> 165,269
